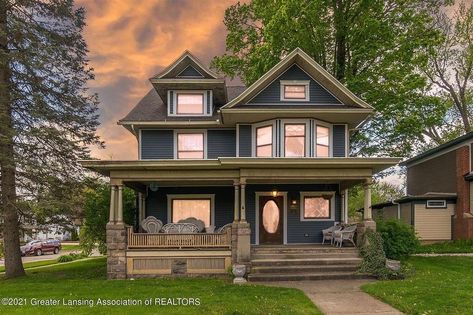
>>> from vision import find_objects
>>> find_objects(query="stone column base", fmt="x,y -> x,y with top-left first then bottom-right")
106,222 -> 127,279
231,222 -> 251,268
356,220 -> 376,247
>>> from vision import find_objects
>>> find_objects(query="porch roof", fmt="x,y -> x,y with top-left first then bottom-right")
80,157 -> 400,178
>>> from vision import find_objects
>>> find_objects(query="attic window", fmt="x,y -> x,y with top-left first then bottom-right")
281,80 -> 310,101
176,93 -> 204,114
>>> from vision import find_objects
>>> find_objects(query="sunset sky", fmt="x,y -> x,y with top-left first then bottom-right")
76,0 -> 240,160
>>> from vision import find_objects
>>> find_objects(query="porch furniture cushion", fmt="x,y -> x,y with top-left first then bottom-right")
322,224 -> 342,244
205,225 -> 215,233
178,217 -> 205,232
333,224 -> 357,247
140,216 -> 163,233
161,223 -> 200,234
217,223 -> 233,234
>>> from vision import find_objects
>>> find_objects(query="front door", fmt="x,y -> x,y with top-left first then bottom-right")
259,195 -> 284,244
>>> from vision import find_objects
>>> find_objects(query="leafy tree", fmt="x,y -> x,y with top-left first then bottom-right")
424,1 -> 473,137
348,182 -> 404,220
0,1 -> 101,278
80,180 -> 136,255
212,0 -> 452,157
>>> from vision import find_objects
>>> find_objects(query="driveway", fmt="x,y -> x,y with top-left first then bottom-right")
257,279 -> 403,315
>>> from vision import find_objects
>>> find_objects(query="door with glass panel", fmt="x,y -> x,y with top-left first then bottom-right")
259,196 -> 283,244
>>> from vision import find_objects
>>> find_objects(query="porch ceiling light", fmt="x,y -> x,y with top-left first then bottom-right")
271,188 -> 278,197
149,183 -> 159,192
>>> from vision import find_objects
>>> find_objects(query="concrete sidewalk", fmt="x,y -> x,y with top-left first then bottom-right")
258,279 -> 402,315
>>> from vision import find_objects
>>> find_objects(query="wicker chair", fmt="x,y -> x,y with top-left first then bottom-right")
178,217 -> 205,232
161,223 -> 200,234
333,224 -> 357,247
216,223 -> 233,234
140,216 -> 163,233
321,224 -> 342,244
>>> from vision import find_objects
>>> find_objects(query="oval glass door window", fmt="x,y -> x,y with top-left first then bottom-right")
262,200 -> 280,233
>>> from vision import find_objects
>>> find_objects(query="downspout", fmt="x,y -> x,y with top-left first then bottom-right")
391,199 -> 401,220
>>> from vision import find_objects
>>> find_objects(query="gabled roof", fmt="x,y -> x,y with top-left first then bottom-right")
221,48 -> 373,109
151,50 -> 219,80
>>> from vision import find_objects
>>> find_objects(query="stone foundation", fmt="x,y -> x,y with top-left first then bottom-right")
357,219 -> 376,246
231,222 -> 251,268
106,222 -> 127,279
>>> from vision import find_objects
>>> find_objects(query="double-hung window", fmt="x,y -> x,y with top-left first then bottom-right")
256,125 -> 273,157
284,124 -> 305,157
177,132 -> 204,159
176,92 -> 204,115
316,125 -> 330,157
280,81 -> 310,101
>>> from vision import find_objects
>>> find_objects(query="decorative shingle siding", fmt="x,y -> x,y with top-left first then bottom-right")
140,130 -> 174,159
238,125 -> 252,157
333,125 -> 346,157
248,64 -> 342,105
207,129 -> 236,158
145,186 -> 234,228
245,184 -> 341,244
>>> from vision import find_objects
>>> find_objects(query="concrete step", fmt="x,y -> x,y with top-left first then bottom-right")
251,264 -> 359,274
251,257 -> 362,267
251,252 -> 360,260
248,271 -> 371,282
252,246 -> 357,254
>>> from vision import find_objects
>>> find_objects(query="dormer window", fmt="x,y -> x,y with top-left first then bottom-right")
177,92 -> 204,115
280,80 -> 310,101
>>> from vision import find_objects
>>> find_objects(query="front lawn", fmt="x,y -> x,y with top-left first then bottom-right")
0,259 -> 58,273
61,244 -> 82,251
0,258 -> 319,314
415,240 -> 473,254
362,256 -> 473,314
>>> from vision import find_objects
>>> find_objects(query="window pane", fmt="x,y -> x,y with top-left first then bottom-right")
316,126 -> 329,146
177,133 -> 203,159
257,144 -> 272,157
172,199 -> 211,226
316,144 -> 329,157
284,85 -> 306,99
285,124 -> 305,157
257,126 -> 272,146
177,93 -> 204,114
262,200 -> 280,233
304,197 -> 330,218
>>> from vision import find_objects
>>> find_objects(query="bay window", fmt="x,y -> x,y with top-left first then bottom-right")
256,125 -> 273,157
316,125 -> 330,157
284,124 -> 305,157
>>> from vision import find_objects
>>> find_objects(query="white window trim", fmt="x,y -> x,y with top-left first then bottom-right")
173,129 -> 207,159
280,80 -> 310,102
168,90 -> 211,117
167,194 -> 215,226
300,191 -> 336,222
281,119 -> 310,157
255,191 -> 288,245
426,200 -> 447,209
314,122 -> 333,157
251,120 -> 277,157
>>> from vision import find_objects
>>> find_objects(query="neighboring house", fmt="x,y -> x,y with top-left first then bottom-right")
81,48 -> 399,280
372,132 -> 473,242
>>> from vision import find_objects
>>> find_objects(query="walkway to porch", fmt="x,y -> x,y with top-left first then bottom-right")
248,244 -> 365,282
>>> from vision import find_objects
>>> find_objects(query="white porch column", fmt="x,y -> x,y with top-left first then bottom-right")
141,193 -> 146,220
117,185 -> 123,223
138,192 -> 144,224
363,179 -> 372,220
240,180 -> 246,222
109,185 -> 117,223
233,181 -> 240,222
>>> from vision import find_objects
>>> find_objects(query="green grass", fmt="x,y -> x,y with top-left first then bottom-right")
0,258 -> 320,314
0,259 -> 58,273
61,244 -> 82,251
362,256 -> 473,314
415,240 -> 473,254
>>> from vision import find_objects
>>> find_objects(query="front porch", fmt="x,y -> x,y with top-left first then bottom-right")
79,158 -> 397,279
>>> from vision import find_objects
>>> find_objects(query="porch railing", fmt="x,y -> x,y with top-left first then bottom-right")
126,226 -> 232,249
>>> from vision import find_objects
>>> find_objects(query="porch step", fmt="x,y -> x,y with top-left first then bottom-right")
251,245 -> 357,254
251,252 -> 359,260
248,271 -> 370,282
251,257 -> 362,267
251,264 -> 359,274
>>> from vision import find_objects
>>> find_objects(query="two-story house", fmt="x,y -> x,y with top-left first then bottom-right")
82,48 -> 399,280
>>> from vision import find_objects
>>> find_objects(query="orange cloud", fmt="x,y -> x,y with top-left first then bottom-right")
76,0 -> 240,159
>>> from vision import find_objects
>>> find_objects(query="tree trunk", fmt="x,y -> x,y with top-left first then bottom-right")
333,0 -> 347,80
0,0 -> 25,278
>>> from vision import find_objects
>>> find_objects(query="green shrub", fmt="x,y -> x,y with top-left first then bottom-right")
57,254 -> 74,263
377,219 -> 420,260
359,230 -> 411,280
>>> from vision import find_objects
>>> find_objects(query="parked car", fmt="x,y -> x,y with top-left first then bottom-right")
20,239 -> 61,256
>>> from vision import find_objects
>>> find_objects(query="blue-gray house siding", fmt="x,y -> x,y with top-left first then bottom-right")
248,65 -> 342,105
140,129 -> 174,159
333,125 -> 346,157
207,129 -> 236,158
238,125 -> 252,157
